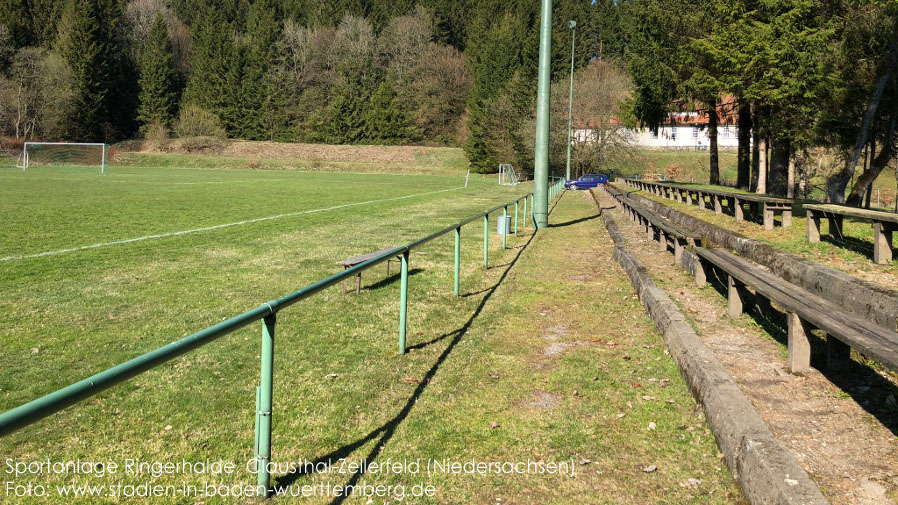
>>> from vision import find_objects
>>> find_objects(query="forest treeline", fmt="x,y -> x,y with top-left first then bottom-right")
621,0 -> 898,204
1,0 -> 897,201
0,0 -> 617,174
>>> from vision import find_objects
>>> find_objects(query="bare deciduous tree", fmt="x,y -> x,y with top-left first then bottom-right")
0,48 -> 75,139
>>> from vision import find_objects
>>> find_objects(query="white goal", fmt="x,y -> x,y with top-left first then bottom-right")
498,163 -> 519,186
21,142 -> 108,174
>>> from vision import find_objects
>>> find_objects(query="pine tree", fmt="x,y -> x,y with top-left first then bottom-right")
57,0 -> 107,140
365,78 -> 417,144
137,13 -> 179,131
181,9 -> 234,133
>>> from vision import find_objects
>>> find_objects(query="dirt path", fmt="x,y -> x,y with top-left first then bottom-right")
468,190 -> 744,504
593,188 -> 898,505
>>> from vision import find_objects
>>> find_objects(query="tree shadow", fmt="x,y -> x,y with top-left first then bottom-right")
360,268 -> 424,292
548,214 -> 598,228
271,232 -> 539,502
820,234 -> 876,260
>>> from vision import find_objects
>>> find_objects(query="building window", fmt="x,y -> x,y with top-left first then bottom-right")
670,127 -> 677,140
693,127 -> 699,138
651,129 -> 658,139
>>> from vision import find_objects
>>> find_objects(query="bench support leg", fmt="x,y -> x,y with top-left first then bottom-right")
735,198 -> 744,221
807,210 -> 820,243
714,196 -> 722,215
782,209 -> 792,228
873,222 -> 894,265
698,194 -> 706,210
763,203 -> 774,230
674,239 -> 683,266
398,251 -> 410,355
787,312 -> 811,374
727,276 -> 743,318
658,231 -> 667,252
827,336 -> 852,371
686,192 -> 693,205
694,258 -> 707,287
830,215 -> 844,239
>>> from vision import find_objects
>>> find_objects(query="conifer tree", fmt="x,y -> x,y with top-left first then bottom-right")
137,13 -> 179,131
181,9 -> 234,133
57,0 -> 107,140
365,78 -> 417,144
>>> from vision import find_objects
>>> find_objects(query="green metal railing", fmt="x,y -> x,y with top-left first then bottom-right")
0,180 -> 567,496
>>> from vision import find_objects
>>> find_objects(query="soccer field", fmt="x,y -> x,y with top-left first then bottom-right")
0,161 -> 538,500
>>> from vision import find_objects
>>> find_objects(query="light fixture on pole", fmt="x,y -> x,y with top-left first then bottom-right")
565,20 -> 576,182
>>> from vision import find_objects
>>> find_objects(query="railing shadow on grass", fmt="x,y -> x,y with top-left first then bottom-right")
268,189 -> 571,501
271,230 -> 539,503
361,268 -> 424,292
703,265 -> 898,437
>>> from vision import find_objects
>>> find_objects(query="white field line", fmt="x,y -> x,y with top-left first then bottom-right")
0,175 -> 289,185
1,187 -> 462,262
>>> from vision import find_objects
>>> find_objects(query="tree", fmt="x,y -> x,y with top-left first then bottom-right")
0,47 -> 74,139
365,78 -> 418,144
181,9 -> 234,134
137,13 -> 179,131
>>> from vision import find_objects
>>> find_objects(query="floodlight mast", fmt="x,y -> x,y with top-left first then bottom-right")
533,0 -> 553,229
565,20 -> 576,182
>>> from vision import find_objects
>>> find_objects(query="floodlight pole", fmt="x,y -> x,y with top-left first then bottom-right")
565,20 -> 576,182
533,0 -> 553,229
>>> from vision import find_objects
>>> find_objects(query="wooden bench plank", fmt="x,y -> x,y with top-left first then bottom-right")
695,247 -> 898,373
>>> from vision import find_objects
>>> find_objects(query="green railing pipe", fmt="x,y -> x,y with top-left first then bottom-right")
0,191 -> 532,476
523,196 -> 528,229
398,251 -> 410,354
483,215 -> 489,268
453,228 -> 460,297
256,314 -> 276,496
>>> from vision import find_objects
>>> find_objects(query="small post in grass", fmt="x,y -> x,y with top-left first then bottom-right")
454,227 -> 461,297
502,207 -> 508,249
514,200 -> 519,235
398,251 -> 410,354
255,313 -> 276,497
483,215 -> 489,268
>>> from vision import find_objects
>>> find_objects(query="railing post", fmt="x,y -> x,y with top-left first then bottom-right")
255,314 -> 276,497
502,207 -> 508,249
454,227 -> 461,297
483,215 -> 489,269
514,200 -> 519,235
523,195 -> 528,229
398,251 -> 410,354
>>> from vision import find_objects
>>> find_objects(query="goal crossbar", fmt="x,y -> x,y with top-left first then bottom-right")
22,142 -> 108,174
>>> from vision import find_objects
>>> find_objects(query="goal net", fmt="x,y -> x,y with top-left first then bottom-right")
498,163 -> 519,186
21,142 -> 108,173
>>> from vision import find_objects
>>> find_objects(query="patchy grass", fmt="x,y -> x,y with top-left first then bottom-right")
0,163 -> 740,503
113,141 -> 470,176
606,149 -> 739,185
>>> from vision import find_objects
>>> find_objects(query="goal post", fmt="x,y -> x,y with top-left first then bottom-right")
22,142 -> 108,174
498,163 -> 519,186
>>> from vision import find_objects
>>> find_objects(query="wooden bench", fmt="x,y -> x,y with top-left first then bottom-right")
624,179 -> 794,230
804,204 -> 898,264
605,186 -> 701,266
336,246 -> 403,294
693,246 -> 898,375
